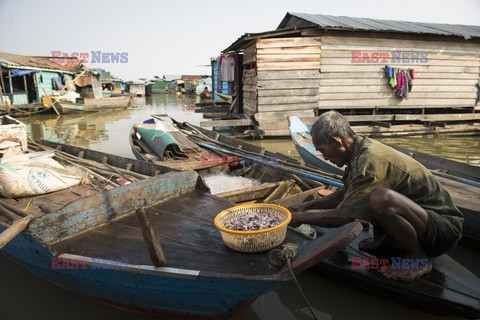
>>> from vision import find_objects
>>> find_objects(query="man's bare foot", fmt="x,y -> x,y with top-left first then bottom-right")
358,237 -> 378,250
378,259 -> 432,281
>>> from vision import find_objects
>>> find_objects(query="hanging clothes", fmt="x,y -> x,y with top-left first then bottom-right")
219,54 -> 236,82
384,65 -> 414,99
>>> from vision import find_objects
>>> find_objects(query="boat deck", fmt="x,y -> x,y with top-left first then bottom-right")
51,189 -> 310,276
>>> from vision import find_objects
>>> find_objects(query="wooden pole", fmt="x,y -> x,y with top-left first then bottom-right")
136,207 -> 167,267
42,87 -> 60,115
0,200 -> 28,217
0,215 -> 34,249
0,205 -> 21,221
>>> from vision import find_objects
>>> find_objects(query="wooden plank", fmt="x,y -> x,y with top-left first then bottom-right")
242,77 -> 257,85
320,65 -> 479,73
321,50 -> 480,61
318,71 -> 479,80
258,88 -> 318,97
298,114 -> 480,124
320,57 -> 480,67
395,113 -> 480,122
257,79 -> 319,89
257,103 -> 318,112
243,97 -> 257,105
136,207 -> 167,267
318,98 -> 476,108
321,36 -> 480,51
319,78 -> 479,86
258,96 -> 318,105
255,110 -> 315,120
257,69 -> 320,80
258,128 -> 290,136
258,46 -> 322,54
200,119 -> 254,127
244,69 -> 257,77
244,44 -> 256,64
257,37 -> 321,49
321,44 -> 480,55
243,84 -> 257,92
257,54 -> 320,63
318,91 -> 476,100
258,61 -> 321,70
243,91 -> 257,100
318,85 -> 477,93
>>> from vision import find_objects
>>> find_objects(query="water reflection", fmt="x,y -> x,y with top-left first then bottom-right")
376,136 -> 480,166
7,93 -> 480,320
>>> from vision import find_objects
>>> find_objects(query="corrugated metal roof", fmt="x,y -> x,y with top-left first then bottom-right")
278,13 -> 480,39
0,52 -> 83,73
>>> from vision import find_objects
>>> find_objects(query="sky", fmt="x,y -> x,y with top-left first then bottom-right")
1,0 -> 479,81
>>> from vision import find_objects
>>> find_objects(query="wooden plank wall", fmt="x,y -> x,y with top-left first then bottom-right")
242,43 -> 257,116
319,36 -> 480,112
253,37 -> 322,135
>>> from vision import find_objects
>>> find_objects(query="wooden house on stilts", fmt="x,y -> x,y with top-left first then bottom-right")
209,13 -> 480,137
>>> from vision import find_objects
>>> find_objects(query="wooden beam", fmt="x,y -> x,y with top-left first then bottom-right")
426,121 -> 447,128
370,121 -> 392,128
136,207 -> 167,267
200,119 -> 254,127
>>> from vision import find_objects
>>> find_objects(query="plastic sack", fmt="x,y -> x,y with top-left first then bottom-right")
0,148 -> 84,198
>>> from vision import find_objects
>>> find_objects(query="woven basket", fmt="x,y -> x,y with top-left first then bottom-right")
214,203 -> 292,253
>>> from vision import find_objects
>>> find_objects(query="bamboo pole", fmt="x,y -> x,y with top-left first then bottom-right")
28,140 -> 148,180
0,204 -> 21,221
136,207 -> 167,267
0,200 -> 28,217
42,87 -> 60,115
0,215 -> 34,249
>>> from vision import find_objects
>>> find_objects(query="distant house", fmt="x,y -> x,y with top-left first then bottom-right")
181,75 -> 203,93
221,13 -> 480,136
150,76 -> 171,93
0,52 -> 83,105
127,80 -> 146,96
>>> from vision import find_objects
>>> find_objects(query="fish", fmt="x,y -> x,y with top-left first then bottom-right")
224,212 -> 282,231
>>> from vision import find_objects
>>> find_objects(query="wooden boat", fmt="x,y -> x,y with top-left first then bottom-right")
0,140 -> 362,319
147,122 -> 480,319
271,190 -> 480,319
130,117 -> 344,194
288,115 -> 480,248
54,96 -> 131,114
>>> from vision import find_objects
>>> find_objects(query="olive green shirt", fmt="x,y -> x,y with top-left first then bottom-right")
336,136 -> 463,244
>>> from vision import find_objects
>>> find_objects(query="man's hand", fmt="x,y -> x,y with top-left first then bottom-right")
289,212 -> 305,228
287,204 -> 306,213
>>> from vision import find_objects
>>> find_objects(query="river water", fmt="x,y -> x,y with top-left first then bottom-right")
1,93 -> 479,320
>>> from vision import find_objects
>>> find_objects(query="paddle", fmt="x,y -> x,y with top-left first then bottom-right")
0,215 -> 34,249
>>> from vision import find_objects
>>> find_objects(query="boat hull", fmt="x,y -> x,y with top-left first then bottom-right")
0,229 -> 282,319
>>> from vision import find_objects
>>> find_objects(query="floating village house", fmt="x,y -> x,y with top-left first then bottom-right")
217,13 -> 480,136
0,52 -> 82,106
150,76 -> 171,93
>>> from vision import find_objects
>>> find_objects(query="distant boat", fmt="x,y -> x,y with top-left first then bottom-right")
288,115 -> 480,248
54,96 -> 131,114
0,139 -> 361,318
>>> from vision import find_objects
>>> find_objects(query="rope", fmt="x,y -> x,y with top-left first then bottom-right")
282,243 -> 320,320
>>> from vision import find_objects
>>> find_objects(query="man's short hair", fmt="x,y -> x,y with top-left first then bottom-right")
311,111 -> 356,145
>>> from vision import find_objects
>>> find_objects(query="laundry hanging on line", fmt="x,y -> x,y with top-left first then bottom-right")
218,53 -> 237,82
384,65 -> 414,99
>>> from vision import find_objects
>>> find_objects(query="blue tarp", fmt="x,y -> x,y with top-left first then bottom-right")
11,69 -> 38,77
